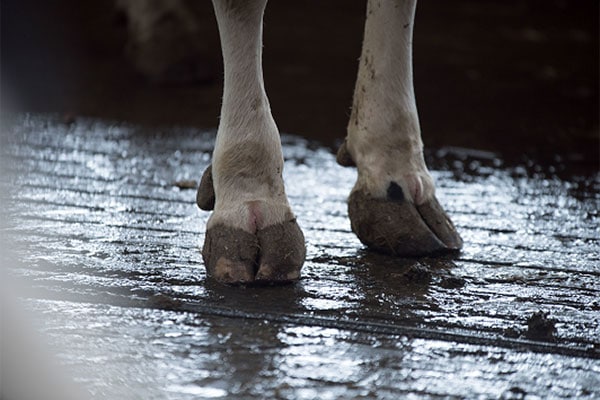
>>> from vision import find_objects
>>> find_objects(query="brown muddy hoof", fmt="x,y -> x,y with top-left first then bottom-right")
202,220 -> 306,285
348,189 -> 462,257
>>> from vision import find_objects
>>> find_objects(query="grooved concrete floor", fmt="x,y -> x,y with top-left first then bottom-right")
2,115 -> 599,399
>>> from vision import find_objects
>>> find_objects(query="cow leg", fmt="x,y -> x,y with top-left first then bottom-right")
337,0 -> 462,256
197,0 -> 305,284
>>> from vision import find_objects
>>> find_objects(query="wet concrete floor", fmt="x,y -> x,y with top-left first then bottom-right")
1,115 -> 599,399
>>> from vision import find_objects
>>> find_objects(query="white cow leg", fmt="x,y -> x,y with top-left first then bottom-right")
197,0 -> 305,284
337,0 -> 462,255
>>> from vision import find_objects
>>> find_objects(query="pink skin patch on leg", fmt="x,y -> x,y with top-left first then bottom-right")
246,201 -> 263,233
404,173 -> 424,205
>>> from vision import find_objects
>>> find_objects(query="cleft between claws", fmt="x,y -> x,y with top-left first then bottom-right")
415,198 -> 463,251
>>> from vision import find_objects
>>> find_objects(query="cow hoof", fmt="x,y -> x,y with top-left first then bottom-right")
348,188 -> 462,256
202,219 -> 306,285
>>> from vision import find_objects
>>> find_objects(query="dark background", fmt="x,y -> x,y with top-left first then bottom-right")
2,0 -> 598,166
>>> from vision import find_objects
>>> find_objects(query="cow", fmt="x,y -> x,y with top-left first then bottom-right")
121,0 -> 463,284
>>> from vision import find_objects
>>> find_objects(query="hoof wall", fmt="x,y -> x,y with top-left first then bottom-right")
348,189 -> 462,256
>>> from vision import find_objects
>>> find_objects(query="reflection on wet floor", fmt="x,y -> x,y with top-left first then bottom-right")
2,115 -> 599,399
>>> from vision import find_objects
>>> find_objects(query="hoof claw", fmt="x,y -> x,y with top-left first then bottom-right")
202,220 -> 305,285
348,189 -> 462,256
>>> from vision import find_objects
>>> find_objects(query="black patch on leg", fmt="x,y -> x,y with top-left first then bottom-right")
387,182 -> 405,202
